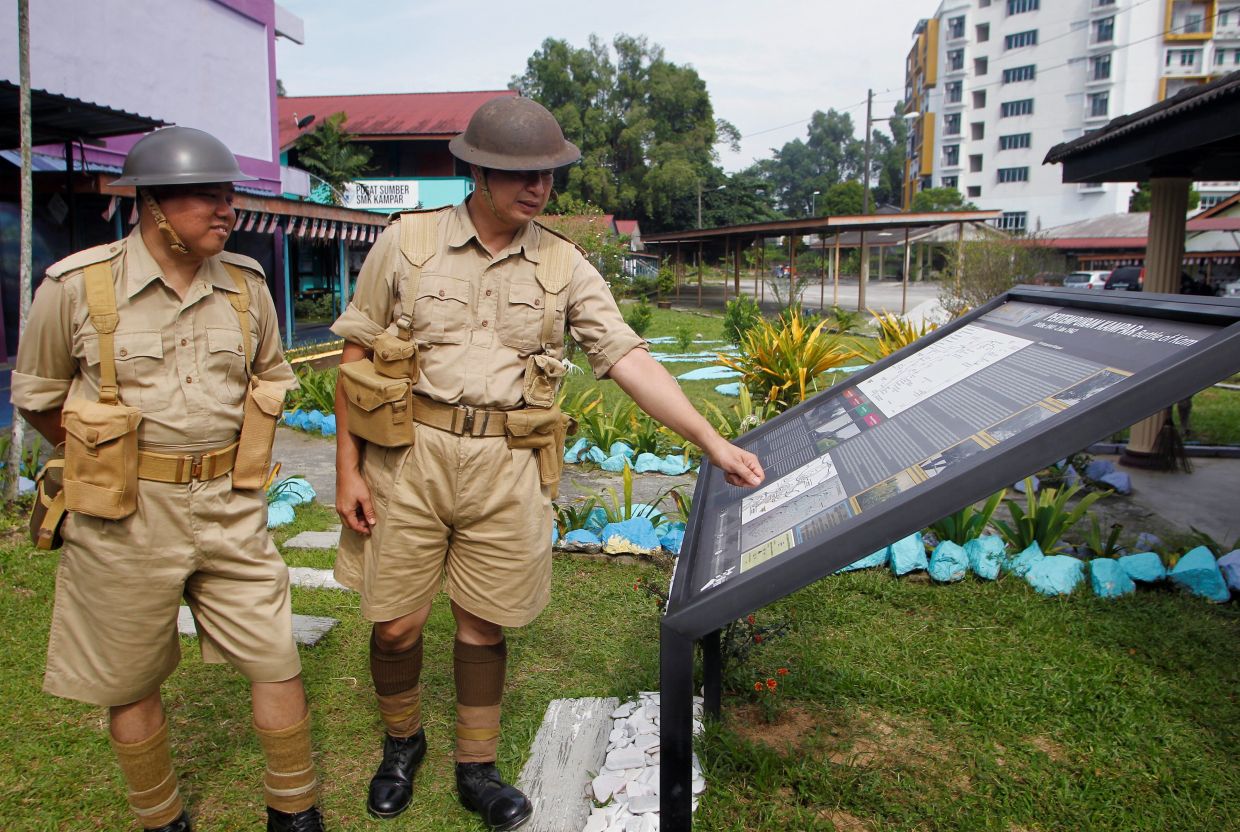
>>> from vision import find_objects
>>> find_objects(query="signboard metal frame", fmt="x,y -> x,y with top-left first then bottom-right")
658,287 -> 1240,830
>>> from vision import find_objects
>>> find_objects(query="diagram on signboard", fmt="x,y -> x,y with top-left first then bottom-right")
741,452 -> 839,524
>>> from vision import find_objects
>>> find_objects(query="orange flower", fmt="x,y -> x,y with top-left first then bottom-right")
753,681 -> 764,692
746,614 -> 755,625
766,678 -> 777,690
754,635 -> 763,644
777,667 -> 789,676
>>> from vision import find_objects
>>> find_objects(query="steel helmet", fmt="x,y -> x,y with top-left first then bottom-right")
449,97 -> 580,171
110,126 -> 257,187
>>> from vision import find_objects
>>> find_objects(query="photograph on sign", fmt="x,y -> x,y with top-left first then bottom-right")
685,296 -> 1225,596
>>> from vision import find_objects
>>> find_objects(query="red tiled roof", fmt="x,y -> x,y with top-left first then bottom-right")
277,90 -> 517,151
1041,237 -> 1148,250
615,219 -> 639,236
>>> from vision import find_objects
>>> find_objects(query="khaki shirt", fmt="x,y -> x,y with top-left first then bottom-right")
331,201 -> 646,410
11,229 -> 296,453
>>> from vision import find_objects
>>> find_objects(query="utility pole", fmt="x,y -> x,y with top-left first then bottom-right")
858,88 -> 873,314
9,0 -> 32,500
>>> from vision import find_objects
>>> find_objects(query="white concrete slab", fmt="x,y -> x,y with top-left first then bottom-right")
177,606 -> 338,646
283,529 -> 342,550
288,567 -> 350,592
516,696 -> 617,832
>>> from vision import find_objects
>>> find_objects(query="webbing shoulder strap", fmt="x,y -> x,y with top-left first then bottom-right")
221,263 -> 253,372
394,212 -> 440,338
82,262 -> 121,405
535,231 -> 577,351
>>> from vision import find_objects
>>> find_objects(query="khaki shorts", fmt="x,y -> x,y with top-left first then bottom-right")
335,423 -> 553,628
45,475 -> 301,707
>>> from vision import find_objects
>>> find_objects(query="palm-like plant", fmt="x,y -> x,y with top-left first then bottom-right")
717,310 -> 858,413
857,310 -> 939,363
993,478 -> 1111,554
295,112 -> 373,205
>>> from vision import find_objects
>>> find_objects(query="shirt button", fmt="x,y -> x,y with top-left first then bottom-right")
180,338 -> 188,346
237,344 -> 243,352
118,348 -> 128,357
481,320 -> 489,328
439,289 -> 445,297
535,298 -> 542,307
186,376 -> 193,384
485,289 -> 492,297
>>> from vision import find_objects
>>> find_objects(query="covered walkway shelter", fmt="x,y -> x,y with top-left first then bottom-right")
641,210 -> 1001,315
1044,69 -> 1240,467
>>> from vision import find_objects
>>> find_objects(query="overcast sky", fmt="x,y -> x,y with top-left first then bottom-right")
274,0 -> 932,172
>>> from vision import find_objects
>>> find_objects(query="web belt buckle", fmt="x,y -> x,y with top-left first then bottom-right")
178,453 -> 207,482
460,405 -> 476,435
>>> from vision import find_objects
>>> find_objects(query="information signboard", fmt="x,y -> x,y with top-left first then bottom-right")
658,287 -> 1240,830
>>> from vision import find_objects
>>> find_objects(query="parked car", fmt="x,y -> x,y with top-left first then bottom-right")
1104,266 -> 1144,291
1063,270 -> 1110,289
1223,279 -> 1240,297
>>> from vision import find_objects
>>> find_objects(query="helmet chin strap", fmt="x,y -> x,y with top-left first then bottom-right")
473,166 -> 503,222
140,189 -> 190,255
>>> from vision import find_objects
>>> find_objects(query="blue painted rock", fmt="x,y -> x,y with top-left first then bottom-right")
928,540 -> 969,582
1026,555 -> 1084,596
564,437 -> 591,463
1133,532 -> 1163,552
1218,550 -> 1240,593
890,533 -> 928,576
838,546 -> 889,573
1169,546 -> 1230,603
601,454 -> 629,472
1117,551 -> 1167,583
1085,459 -> 1116,481
1007,542 -> 1045,578
1089,558 -> 1135,598
1098,471 -> 1131,494
266,501 -> 295,529
609,442 -> 636,460
633,452 -> 663,473
564,529 -> 602,546
964,535 -> 1005,580
600,517 -> 661,553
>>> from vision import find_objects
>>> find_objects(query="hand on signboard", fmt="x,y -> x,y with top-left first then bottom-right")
706,438 -> 765,488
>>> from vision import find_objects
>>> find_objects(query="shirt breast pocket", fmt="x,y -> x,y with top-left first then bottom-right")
84,330 -> 171,411
205,326 -> 248,405
411,274 -> 470,344
498,280 -> 552,353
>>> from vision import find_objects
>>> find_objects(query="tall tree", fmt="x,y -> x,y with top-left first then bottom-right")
747,109 -> 865,216
910,187 -> 976,213
294,112 -> 373,205
513,34 -> 734,231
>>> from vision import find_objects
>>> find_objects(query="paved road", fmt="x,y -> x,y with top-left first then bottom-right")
667,276 -> 943,318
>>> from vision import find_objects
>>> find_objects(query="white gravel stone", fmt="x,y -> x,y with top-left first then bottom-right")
628,795 -> 660,815
592,773 -> 624,803
604,747 -> 646,771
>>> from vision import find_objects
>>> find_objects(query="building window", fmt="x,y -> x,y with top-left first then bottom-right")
967,185 -> 982,198
1094,16 -> 1115,43
1000,98 -> 1034,116
1172,2 -> 1209,34
944,144 -> 961,166
997,211 -> 1028,232
1005,30 -> 1038,49
944,113 -> 962,135
1199,194 -> 1224,208
948,16 -> 966,39
1167,48 -> 1202,68
948,48 -> 966,71
969,154 -> 984,172
973,90 -> 987,108
977,23 -> 991,42
979,0 -> 991,7
946,81 -> 963,103
942,175 -> 959,188
1221,6 -> 1240,28
1088,91 -> 1109,117
975,57 -> 990,75
971,121 -> 986,140
1091,54 -> 1112,80
997,167 -> 1030,182
1002,64 -> 1037,83
1007,0 -> 1039,13
998,132 -> 1032,149
1095,0 -> 1115,6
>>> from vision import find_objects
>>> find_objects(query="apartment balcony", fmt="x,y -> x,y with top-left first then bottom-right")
1162,59 -> 1206,76
1166,1 -> 1215,41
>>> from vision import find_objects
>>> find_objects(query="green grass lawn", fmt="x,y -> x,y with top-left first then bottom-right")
1,501 -> 1236,831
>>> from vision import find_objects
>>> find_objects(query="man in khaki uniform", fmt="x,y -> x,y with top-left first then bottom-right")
332,97 -> 764,830
12,127 -> 326,832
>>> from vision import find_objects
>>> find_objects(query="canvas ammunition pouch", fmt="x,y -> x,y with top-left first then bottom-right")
62,396 -> 143,519
232,378 -> 286,489
504,404 -> 575,498
340,359 -> 416,447
30,456 -> 66,550
59,262 -> 143,519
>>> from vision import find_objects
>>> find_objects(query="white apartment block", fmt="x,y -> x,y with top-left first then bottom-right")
903,0 -> 1240,233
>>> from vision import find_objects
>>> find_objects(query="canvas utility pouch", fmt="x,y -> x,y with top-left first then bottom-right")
61,397 -> 142,520
522,354 -> 567,409
29,456 -> 66,550
372,330 -> 419,382
340,360 -> 415,448
232,378 -> 287,490
505,405 -> 575,496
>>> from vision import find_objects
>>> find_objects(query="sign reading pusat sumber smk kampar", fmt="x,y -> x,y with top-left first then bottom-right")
675,291 -> 1237,605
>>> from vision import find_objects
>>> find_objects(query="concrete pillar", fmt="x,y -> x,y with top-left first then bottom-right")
1124,177 -> 1190,464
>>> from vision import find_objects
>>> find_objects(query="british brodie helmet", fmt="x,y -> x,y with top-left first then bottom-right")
110,126 -> 256,187
449,97 -> 580,171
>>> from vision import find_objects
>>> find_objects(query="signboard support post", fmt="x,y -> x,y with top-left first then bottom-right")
659,622 -> 695,832
702,628 -> 722,719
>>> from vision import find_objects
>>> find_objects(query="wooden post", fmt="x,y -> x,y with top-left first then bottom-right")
697,241 -> 703,308
722,243 -> 729,305
901,226 -> 911,316
833,235 -> 841,307
734,238 -> 742,298
858,231 -> 868,313
819,238 -> 825,310
8,0 -> 31,499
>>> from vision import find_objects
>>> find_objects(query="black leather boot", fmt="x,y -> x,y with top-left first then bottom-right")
366,729 -> 427,819
266,805 -> 325,832
456,762 -> 533,831
145,811 -> 192,832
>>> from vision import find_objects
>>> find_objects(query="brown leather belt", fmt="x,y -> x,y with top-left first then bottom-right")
138,442 -> 239,483
410,395 -> 509,437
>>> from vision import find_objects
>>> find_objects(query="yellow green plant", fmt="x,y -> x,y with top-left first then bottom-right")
717,310 -> 859,413
858,310 -> 940,363
701,385 -> 778,441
